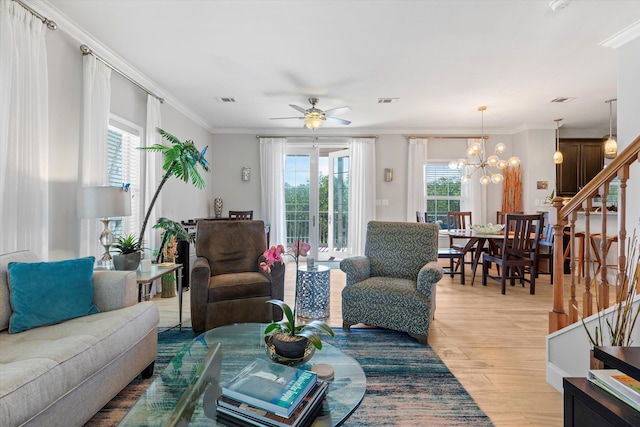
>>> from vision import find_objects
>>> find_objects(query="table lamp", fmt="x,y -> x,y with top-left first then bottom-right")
77,186 -> 132,269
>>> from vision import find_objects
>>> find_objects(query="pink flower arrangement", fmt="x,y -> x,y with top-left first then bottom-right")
260,240 -> 310,273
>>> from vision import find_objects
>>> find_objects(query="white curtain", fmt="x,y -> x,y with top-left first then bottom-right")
347,138 -> 377,256
79,55 -> 111,258
260,138 -> 287,247
0,0 -> 49,259
406,138 -> 428,221
144,95 -> 162,259
461,138 -> 486,225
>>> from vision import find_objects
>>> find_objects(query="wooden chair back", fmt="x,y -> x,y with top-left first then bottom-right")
447,211 -> 472,230
502,213 -> 543,260
229,210 -> 253,220
496,211 -> 524,225
416,211 -> 426,223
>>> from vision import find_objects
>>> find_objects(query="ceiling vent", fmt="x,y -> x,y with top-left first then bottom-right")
216,97 -> 236,103
377,98 -> 399,104
549,97 -> 576,103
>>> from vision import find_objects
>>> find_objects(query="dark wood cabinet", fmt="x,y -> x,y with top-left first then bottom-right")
556,139 -> 604,196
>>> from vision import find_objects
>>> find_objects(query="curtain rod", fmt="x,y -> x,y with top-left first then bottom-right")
80,45 -> 164,103
14,0 -> 57,29
256,135 -> 378,139
406,135 -> 488,140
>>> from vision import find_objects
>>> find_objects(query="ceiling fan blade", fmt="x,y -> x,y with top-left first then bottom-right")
270,116 -> 303,120
326,116 -> 351,125
289,104 -> 308,114
323,106 -> 351,116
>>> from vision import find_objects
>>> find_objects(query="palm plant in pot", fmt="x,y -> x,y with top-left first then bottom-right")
261,241 -> 334,360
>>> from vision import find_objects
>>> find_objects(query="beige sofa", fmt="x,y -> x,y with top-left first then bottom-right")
0,250 -> 159,426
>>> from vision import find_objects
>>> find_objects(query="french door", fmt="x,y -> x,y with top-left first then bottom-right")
285,146 -> 349,260
328,150 -> 349,259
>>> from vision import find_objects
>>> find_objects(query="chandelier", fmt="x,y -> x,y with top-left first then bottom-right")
448,106 -> 520,185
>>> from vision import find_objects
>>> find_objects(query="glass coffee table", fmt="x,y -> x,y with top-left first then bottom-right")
119,323 -> 366,426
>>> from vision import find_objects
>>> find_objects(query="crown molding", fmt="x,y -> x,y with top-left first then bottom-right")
599,18 -> 640,49
25,0 -> 215,133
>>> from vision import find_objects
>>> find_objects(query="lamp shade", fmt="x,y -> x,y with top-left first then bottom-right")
77,186 -> 132,219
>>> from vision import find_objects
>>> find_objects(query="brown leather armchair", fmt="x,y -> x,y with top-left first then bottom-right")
190,220 -> 284,334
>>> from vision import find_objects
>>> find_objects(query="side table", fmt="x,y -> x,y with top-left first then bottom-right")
296,264 -> 330,319
136,263 -> 184,330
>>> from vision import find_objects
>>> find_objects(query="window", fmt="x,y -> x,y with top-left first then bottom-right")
425,163 -> 462,228
107,116 -> 142,238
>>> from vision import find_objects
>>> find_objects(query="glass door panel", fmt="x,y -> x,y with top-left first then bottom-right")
328,150 -> 349,258
284,149 -> 318,258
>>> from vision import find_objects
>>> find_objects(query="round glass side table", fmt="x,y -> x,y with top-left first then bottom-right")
296,264 -> 331,319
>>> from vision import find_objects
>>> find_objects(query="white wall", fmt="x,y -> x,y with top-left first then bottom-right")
45,29 -> 213,261
618,36 -> 640,236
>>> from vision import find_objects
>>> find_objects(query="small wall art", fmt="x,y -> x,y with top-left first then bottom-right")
537,180 -> 548,190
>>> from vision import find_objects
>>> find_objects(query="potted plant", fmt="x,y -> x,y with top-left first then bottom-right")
260,241 -> 334,359
111,233 -> 146,270
124,128 -> 209,262
264,299 -> 334,358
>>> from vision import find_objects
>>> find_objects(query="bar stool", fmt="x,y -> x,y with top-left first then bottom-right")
589,234 -> 618,278
563,230 -> 586,283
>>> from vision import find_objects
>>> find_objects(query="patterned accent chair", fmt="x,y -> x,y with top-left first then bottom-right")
340,221 -> 443,345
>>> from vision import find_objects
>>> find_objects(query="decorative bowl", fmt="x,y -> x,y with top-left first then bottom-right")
470,223 -> 505,234
264,335 -> 316,366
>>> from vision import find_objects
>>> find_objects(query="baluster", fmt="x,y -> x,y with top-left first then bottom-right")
568,212 -> 578,323
584,199 -> 593,317
618,167 -> 629,300
599,182 -> 610,308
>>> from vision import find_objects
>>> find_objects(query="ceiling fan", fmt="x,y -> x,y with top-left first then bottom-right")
271,98 -> 351,130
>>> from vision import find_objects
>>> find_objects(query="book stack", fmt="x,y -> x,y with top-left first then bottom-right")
588,369 -> 640,412
216,359 -> 329,427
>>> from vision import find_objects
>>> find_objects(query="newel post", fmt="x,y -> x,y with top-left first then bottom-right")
549,197 -> 569,333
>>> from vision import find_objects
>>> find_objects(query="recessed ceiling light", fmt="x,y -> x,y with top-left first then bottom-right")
549,97 -> 576,103
377,98 -> 399,104
215,97 -> 236,103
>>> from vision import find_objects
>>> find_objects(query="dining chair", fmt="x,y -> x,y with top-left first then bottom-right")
229,210 -> 253,220
446,211 -> 473,270
481,213 -> 543,294
536,212 -> 554,284
416,211 -> 426,223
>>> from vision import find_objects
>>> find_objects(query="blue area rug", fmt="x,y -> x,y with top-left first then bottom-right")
86,327 -> 493,426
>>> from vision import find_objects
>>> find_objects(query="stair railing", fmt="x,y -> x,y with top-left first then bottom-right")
549,135 -> 640,333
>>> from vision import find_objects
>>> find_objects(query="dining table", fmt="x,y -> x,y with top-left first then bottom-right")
439,229 -> 506,285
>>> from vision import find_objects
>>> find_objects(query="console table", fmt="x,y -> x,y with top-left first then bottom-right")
564,346 -> 640,426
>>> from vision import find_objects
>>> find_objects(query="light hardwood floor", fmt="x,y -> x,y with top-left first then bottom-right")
152,261 -> 564,427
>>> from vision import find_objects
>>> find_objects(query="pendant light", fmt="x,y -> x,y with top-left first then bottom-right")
553,118 -> 563,164
604,99 -> 617,159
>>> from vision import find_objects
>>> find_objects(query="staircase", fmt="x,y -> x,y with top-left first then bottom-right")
546,135 -> 640,391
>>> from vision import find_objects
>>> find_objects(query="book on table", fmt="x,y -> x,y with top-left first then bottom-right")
588,369 -> 640,411
222,358 -> 318,418
216,380 -> 329,427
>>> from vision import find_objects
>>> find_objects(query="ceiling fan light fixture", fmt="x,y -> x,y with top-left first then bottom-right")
304,114 -> 323,130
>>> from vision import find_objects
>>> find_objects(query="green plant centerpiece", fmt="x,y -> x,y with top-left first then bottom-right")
261,241 -> 334,360
111,233 -> 146,270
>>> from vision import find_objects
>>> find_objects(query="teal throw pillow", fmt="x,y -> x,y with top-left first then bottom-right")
8,256 -> 99,334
